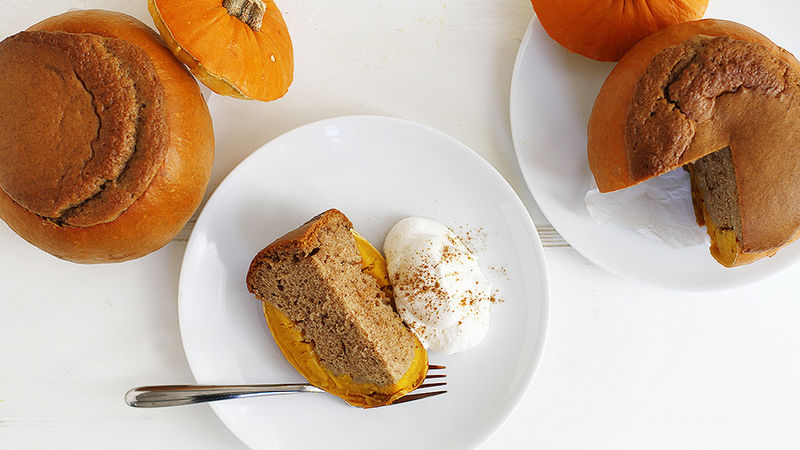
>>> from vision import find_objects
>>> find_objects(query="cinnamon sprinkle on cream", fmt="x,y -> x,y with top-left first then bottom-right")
384,217 -> 493,354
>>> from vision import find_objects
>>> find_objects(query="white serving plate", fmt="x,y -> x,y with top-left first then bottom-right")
178,115 -> 549,449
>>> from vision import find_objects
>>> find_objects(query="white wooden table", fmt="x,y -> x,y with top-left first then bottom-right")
2,0 -> 800,448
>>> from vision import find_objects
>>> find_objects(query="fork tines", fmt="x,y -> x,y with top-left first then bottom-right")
391,364 -> 447,405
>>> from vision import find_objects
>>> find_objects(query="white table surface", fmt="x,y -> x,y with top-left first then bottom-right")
2,0 -> 800,448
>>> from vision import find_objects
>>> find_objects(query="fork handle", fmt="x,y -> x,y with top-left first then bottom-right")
125,384 -> 324,408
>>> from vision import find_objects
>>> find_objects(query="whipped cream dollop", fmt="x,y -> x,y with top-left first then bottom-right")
383,217 -> 492,354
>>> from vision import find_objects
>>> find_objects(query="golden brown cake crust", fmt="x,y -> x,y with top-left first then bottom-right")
0,10 -> 214,263
0,30 -> 168,227
625,35 -> 800,183
255,208 -> 354,258
588,19 -> 794,194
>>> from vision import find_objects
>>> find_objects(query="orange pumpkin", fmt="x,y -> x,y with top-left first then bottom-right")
148,0 -> 293,101
531,0 -> 709,61
0,10 -> 214,263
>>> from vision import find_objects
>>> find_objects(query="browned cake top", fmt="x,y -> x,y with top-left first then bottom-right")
625,35 -> 800,251
247,209 -> 416,386
0,30 -> 169,227
626,35 -> 800,179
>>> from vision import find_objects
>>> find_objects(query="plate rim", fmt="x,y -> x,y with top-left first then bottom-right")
177,114 -> 551,449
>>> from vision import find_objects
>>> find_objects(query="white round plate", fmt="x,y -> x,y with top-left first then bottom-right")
179,116 -> 549,449
510,3 -> 800,291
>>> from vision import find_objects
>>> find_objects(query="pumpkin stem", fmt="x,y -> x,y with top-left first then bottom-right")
223,0 -> 266,31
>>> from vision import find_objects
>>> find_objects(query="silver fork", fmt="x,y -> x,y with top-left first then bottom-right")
125,364 -> 446,407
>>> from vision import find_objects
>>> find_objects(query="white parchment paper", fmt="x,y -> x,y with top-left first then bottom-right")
585,168 -> 709,248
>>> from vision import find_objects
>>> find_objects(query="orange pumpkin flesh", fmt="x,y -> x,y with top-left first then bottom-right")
148,0 -> 293,101
532,0 -> 709,61
261,230 -> 428,408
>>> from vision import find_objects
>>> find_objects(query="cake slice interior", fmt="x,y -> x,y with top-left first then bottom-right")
246,209 -> 416,387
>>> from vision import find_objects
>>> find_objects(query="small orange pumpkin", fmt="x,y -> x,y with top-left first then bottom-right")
148,0 -> 293,101
531,0 -> 709,61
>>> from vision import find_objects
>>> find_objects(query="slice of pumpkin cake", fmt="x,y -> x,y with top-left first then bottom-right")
246,209 -> 427,407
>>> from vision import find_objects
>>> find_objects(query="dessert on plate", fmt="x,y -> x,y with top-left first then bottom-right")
588,19 -> 800,267
246,209 -> 428,408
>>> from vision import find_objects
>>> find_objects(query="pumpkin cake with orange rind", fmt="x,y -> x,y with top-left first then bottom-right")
246,209 -> 428,407
588,19 -> 800,267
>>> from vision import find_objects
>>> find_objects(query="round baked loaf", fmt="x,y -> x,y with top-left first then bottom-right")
0,10 -> 214,263
588,19 -> 800,266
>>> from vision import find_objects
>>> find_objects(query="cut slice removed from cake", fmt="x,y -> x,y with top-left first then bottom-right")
245,209 -> 427,407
